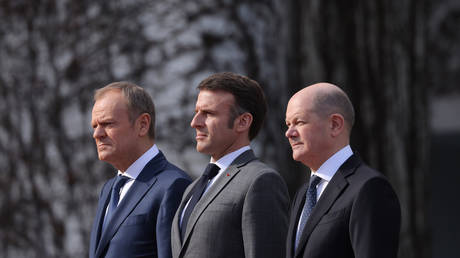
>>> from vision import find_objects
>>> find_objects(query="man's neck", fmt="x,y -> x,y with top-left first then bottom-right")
118,141 -> 155,172
211,138 -> 250,162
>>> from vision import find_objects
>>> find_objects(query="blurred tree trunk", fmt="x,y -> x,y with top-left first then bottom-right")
283,0 -> 430,257
0,1 -> 157,257
1,0 -> 452,257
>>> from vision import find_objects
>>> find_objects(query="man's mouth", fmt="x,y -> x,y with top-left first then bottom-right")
196,131 -> 207,139
291,142 -> 302,147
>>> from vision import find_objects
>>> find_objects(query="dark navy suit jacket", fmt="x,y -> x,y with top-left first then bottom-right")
286,154 -> 401,258
89,151 -> 191,258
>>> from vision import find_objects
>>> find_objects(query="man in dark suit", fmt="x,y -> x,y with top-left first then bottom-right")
89,82 -> 191,258
285,83 -> 401,258
171,72 -> 290,258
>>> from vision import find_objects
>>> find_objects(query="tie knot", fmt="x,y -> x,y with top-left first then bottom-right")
114,175 -> 130,190
203,163 -> 220,179
309,175 -> 322,188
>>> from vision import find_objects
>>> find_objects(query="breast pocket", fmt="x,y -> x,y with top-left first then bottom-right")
123,214 -> 151,226
317,208 -> 347,225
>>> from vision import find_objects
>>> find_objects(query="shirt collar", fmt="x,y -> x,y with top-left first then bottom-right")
311,145 -> 353,182
117,144 -> 160,179
212,145 -> 251,171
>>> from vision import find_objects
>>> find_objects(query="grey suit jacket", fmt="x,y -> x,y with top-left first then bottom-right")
171,150 -> 290,258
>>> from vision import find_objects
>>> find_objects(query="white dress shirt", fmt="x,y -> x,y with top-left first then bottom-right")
179,145 -> 251,226
296,145 -> 353,233
105,144 -> 159,214
207,145 -> 251,192
312,145 -> 353,200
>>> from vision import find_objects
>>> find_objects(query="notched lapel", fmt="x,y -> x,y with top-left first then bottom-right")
182,163 -> 241,245
286,183 -> 309,257
295,175 -> 348,257
180,150 -> 257,252
95,153 -> 166,257
172,180 -> 197,246
92,179 -> 115,254
295,155 -> 360,258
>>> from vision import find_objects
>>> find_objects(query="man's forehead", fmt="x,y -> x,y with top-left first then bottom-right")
95,93 -> 127,109
287,98 -> 307,113
286,102 -> 316,121
92,99 -> 128,120
197,90 -> 234,107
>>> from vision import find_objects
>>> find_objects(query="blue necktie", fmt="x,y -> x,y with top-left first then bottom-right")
103,175 -> 129,231
180,163 -> 220,240
295,175 -> 322,250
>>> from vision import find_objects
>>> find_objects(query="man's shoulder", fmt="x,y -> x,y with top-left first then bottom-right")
237,159 -> 289,204
245,158 -> 277,172
339,155 -> 384,181
141,154 -> 191,184
238,158 -> 285,185
140,160 -> 191,198
158,160 -> 191,181
352,161 -> 387,181
344,161 -> 395,195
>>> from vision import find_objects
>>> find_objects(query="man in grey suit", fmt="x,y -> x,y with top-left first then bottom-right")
171,72 -> 290,258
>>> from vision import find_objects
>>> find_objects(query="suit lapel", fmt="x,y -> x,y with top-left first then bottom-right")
286,183 -> 308,258
171,179 -> 198,250
91,179 -> 115,256
179,150 -> 256,255
94,152 -> 167,258
294,155 -> 361,258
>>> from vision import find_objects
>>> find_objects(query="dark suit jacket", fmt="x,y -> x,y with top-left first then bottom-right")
89,151 -> 191,258
286,154 -> 401,258
171,150 -> 290,258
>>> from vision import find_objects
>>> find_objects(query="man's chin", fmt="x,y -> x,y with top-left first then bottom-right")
195,143 -> 210,155
97,152 -> 111,162
292,151 -> 303,162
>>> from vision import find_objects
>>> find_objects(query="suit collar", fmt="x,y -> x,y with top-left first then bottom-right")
213,145 -> 251,169
94,152 -> 167,257
293,154 -> 361,258
90,180 -> 112,257
286,182 -> 308,258
311,145 -> 353,182
118,144 -> 160,179
178,150 -> 256,255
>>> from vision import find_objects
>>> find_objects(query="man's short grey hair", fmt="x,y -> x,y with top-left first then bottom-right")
94,81 -> 156,139
313,87 -> 355,132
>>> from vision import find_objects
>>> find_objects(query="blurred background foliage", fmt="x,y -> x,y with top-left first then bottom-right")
0,0 -> 459,257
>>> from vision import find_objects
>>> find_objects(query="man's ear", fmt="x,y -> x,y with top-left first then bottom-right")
235,112 -> 253,133
136,113 -> 151,137
330,113 -> 345,137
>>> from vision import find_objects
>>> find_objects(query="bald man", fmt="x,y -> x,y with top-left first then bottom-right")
285,83 -> 401,258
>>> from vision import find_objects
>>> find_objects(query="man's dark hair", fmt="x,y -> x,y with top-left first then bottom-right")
197,72 -> 267,140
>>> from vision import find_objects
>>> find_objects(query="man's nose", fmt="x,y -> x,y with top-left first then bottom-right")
285,126 -> 297,138
93,125 -> 105,139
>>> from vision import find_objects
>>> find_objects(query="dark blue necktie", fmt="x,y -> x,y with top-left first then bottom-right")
180,163 -> 220,240
103,175 -> 129,231
295,175 -> 322,250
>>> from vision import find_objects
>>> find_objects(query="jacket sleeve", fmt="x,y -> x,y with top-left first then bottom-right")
350,177 -> 401,258
156,178 -> 191,258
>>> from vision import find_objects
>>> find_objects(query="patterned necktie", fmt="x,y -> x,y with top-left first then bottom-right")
180,163 -> 220,240
295,175 -> 322,250
103,175 -> 129,231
